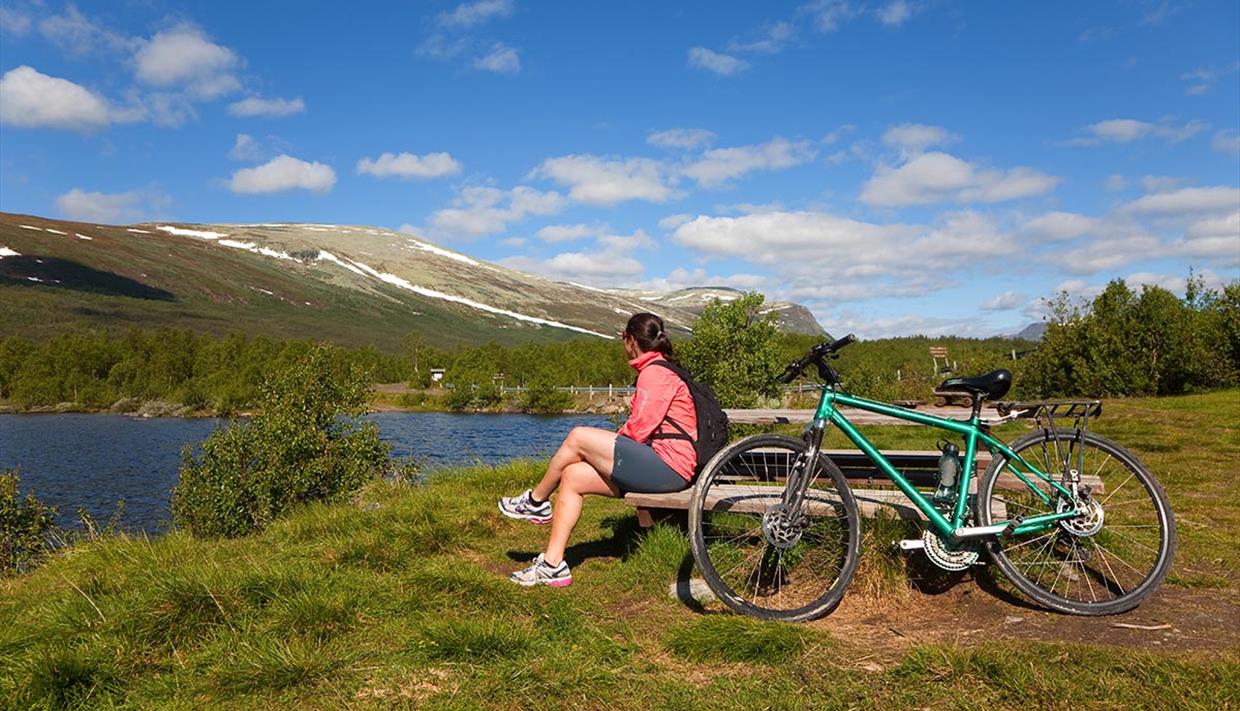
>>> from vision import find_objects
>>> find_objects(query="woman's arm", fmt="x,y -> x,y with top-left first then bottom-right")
617,367 -> 678,443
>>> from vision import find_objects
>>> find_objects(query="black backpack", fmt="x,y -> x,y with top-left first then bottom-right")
644,360 -> 729,477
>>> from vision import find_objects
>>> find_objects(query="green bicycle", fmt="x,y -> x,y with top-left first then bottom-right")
688,335 -> 1176,622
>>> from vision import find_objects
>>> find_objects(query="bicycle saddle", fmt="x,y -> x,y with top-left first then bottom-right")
937,369 -> 1012,400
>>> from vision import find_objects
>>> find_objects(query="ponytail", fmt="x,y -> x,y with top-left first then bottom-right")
624,312 -> 676,361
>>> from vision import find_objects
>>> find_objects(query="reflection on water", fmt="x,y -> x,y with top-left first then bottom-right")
0,412 -> 612,534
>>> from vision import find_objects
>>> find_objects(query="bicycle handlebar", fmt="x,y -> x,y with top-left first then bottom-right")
778,333 -> 856,383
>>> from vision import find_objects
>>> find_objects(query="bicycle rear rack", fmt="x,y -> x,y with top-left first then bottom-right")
995,399 -> 1103,489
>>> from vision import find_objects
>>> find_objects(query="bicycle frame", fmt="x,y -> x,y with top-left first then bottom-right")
801,387 -> 1085,542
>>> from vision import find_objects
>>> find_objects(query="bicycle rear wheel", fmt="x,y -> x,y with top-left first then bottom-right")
688,434 -> 861,622
978,429 -> 1175,615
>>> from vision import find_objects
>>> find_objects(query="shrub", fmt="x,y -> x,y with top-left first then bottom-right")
520,378 -> 573,413
679,292 -> 783,407
0,469 -> 57,575
171,347 -> 390,537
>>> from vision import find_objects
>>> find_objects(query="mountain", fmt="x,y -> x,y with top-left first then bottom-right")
1008,322 -> 1047,341
628,286 -> 827,336
0,213 -> 825,349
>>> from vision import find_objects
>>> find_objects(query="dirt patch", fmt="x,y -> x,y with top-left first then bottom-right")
809,580 -> 1240,656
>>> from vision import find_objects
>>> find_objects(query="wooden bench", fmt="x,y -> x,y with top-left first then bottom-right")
623,447 -> 1101,527
624,486 -> 1006,527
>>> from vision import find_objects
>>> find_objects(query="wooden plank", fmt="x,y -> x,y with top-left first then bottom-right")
717,447 -> 1101,493
624,485 -> 1006,524
725,405 -> 1012,426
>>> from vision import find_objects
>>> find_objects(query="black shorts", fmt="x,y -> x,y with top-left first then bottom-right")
610,435 -> 691,494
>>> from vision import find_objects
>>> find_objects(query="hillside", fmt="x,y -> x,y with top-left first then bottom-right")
625,286 -> 827,336
0,213 -> 826,350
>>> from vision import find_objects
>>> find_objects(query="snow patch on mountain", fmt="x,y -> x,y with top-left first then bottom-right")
157,225 -> 228,240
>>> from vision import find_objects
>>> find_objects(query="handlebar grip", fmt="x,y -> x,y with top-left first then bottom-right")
829,333 -> 857,352
779,357 -> 808,383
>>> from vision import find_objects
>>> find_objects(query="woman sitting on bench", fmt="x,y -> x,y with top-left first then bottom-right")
499,312 -> 697,587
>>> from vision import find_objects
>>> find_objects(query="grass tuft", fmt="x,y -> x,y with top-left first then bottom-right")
21,645 -> 119,710
662,616 -> 809,664
416,618 -> 535,662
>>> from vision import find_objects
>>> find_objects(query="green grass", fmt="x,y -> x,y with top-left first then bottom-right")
1,393 -> 1237,708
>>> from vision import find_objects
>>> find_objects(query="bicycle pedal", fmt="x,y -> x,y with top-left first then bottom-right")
895,539 -> 925,551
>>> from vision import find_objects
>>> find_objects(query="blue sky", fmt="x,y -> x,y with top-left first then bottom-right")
1,0 -> 1237,337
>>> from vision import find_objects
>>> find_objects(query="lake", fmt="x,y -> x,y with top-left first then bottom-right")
0,412 -> 613,534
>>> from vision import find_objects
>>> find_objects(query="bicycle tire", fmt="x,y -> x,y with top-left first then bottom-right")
688,434 -> 861,622
978,429 -> 1175,615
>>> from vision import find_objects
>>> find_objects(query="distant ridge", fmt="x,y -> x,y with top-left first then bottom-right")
0,212 -> 825,349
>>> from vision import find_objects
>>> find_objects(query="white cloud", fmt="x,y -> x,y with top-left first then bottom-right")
499,236 -> 527,247
1020,212 -> 1098,241
0,8 -> 31,35
1139,175 -> 1187,193
876,1 -> 914,26
658,213 -> 693,230
501,229 -> 657,284
630,267 -> 770,293
687,47 -> 748,76
1122,186 -> 1240,216
133,25 -> 240,99
1104,175 -> 1127,192
1171,212 -> 1240,262
536,224 -> 599,243
647,128 -> 716,150
0,65 -> 115,131
860,152 -> 1060,207
228,155 -> 336,194
356,152 -> 462,179
801,0 -> 860,32
37,5 -> 136,55
881,123 -> 958,154
672,209 -> 1014,306
726,22 -> 796,54
229,133 -> 262,161
438,0 -> 514,28
533,154 -> 677,206
1180,61 -> 1240,95
981,291 -> 1027,311
55,188 -> 168,223
683,137 -> 817,188
1058,234 -> 1163,274
1068,118 -> 1209,146
228,96 -> 305,117
473,43 -> 520,74
430,185 -> 565,237
1212,130 -> 1240,156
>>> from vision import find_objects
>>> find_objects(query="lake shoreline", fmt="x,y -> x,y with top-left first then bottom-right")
0,393 -> 628,419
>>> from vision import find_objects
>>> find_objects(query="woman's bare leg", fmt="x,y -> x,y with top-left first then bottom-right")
543,461 -> 619,566
531,427 -> 617,502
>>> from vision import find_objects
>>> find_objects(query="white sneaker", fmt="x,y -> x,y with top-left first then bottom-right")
498,489 -> 552,524
509,554 -> 572,588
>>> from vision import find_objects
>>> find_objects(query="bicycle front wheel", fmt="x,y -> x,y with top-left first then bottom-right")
688,434 -> 861,622
978,429 -> 1176,615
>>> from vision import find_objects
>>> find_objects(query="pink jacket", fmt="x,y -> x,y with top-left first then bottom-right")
617,351 -> 697,480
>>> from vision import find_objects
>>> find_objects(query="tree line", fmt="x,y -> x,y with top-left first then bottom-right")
1,276 -> 1236,413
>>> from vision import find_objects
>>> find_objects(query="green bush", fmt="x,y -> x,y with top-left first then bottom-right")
0,469 -> 57,575
171,347 -> 390,537
1023,276 -> 1239,397
678,292 -> 783,407
520,378 -> 573,413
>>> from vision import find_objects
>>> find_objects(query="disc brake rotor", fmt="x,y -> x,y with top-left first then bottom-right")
762,504 -> 806,550
1057,496 -> 1105,537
